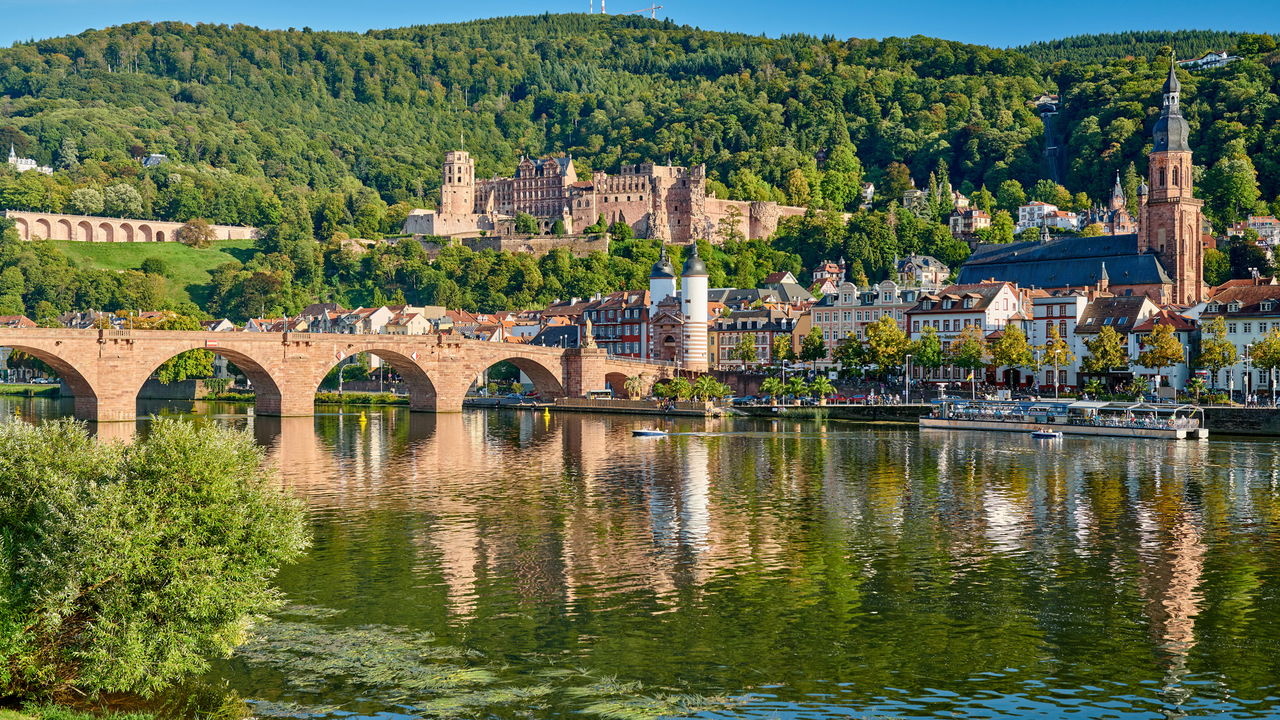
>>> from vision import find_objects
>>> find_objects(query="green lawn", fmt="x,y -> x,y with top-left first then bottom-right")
52,239 -> 258,307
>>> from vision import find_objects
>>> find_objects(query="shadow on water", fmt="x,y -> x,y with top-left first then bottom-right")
5,397 -> 1280,719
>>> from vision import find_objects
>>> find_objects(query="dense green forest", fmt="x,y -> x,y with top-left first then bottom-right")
1015,30 -> 1243,64
0,16 -> 1278,320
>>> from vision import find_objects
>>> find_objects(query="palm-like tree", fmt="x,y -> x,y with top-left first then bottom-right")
1185,376 -> 1207,403
759,376 -> 784,401
691,374 -> 728,401
783,376 -> 808,401
623,374 -> 648,399
808,376 -> 835,399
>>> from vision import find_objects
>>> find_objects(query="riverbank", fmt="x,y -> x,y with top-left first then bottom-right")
0,383 -> 60,397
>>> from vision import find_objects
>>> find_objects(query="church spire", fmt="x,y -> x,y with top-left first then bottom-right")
1152,53 -> 1190,153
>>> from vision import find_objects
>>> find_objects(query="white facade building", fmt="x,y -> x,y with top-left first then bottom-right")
6,145 -> 52,175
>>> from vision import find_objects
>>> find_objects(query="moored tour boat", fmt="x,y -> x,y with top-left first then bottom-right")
633,428 -> 667,437
921,399 -> 1207,440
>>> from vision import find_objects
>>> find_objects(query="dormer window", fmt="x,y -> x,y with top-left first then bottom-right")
1262,301 -> 1274,312
1206,303 -> 1221,312
1228,302 -> 1242,312
922,300 -> 934,310
942,300 -> 955,309
963,298 -> 975,308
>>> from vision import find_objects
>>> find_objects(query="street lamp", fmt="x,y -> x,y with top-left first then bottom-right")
904,354 -> 913,405
1245,344 -> 1253,405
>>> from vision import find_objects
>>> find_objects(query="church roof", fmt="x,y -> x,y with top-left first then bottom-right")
958,234 -> 1172,289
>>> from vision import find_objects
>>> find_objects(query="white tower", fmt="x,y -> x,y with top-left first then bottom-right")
648,248 -> 677,317
680,244 -> 710,372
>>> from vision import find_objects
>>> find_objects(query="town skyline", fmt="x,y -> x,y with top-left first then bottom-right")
2,1 -> 1276,49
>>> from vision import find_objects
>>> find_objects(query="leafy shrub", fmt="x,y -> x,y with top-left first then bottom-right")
0,419 -> 308,697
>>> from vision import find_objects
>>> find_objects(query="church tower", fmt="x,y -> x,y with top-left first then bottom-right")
1139,57 -> 1205,305
440,150 -> 475,215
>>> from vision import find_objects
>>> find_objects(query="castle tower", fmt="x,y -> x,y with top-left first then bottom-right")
1139,57 -> 1205,305
648,249 -> 677,317
440,150 -> 475,215
680,245 -> 710,372
1109,172 -> 1125,211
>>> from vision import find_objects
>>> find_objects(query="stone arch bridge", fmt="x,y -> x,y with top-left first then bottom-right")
0,328 -> 675,422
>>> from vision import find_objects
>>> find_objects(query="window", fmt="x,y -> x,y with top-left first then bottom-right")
943,300 -> 955,309
1207,303 -> 1220,312
1085,317 -> 1094,325
1229,302 -> 1242,312
963,298 -> 975,308
1262,301 -> 1274,312
913,321 -> 920,331
944,320 -> 952,331
1244,323 -> 1253,333
1116,317 -> 1127,325
1229,323 -> 1238,333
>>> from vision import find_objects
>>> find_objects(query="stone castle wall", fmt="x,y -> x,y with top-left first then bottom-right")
419,233 -> 608,259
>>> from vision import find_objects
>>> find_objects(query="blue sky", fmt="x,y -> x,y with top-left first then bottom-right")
2,0 -> 1276,48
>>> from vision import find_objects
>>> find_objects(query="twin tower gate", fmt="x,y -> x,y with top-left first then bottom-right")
0,328 -> 673,422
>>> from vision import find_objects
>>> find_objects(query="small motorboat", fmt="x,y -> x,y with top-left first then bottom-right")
633,428 -> 667,437
1031,428 -> 1063,439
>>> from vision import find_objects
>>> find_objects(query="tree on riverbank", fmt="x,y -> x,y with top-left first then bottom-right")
0,419 -> 308,697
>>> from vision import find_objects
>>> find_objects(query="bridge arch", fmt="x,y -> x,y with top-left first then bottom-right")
130,344 -> 287,418
138,224 -> 153,242
313,347 -> 441,413
55,218 -> 72,240
0,343 -> 101,420
33,218 -> 50,239
605,371 -> 629,398
98,222 -> 114,243
155,230 -> 166,242
120,223 -> 135,242
76,220 -> 94,242
470,354 -> 566,402
13,217 -> 28,240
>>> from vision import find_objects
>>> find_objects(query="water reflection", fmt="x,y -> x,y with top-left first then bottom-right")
3,397 -> 1280,719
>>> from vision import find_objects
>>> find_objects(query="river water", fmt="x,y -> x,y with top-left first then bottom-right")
6,397 -> 1280,719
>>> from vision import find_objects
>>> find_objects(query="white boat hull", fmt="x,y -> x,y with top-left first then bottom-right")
920,417 -> 1206,440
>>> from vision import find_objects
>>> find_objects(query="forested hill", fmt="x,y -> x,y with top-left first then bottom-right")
1016,30 -> 1243,64
0,16 -> 1278,321
1,17 -> 1277,212
0,15 -> 1049,204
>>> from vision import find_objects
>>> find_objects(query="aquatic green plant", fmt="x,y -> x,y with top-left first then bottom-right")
233,607 -> 741,719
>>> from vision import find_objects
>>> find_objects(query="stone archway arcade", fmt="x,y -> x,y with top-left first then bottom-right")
0,328 -> 671,422
3,210 -> 257,243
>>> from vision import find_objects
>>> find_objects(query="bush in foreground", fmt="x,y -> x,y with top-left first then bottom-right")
0,419 -> 309,698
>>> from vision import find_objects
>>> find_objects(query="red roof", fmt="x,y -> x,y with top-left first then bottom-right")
1132,308 -> 1194,332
